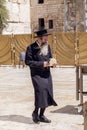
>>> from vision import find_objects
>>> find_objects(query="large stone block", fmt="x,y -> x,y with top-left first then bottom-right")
19,4 -> 30,22
4,0 -> 31,34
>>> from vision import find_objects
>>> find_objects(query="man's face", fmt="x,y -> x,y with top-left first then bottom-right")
41,35 -> 48,44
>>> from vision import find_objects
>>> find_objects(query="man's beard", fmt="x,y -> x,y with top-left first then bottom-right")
39,43 -> 48,56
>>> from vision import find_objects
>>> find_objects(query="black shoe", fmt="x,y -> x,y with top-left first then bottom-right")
32,112 -> 40,124
39,115 -> 51,123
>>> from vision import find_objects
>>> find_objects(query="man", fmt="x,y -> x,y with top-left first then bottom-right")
25,29 -> 57,124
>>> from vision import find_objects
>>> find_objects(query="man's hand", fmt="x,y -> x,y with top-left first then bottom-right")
49,58 -> 57,67
44,61 -> 49,67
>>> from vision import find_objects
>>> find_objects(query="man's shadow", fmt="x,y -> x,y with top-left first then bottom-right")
0,115 -> 34,124
51,105 -> 81,115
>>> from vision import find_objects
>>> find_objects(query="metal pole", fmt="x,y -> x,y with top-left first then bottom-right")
74,0 -> 80,101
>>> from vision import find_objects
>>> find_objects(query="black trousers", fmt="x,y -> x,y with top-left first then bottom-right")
34,107 -> 45,116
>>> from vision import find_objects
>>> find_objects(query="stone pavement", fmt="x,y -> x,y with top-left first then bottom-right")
0,66 -> 84,130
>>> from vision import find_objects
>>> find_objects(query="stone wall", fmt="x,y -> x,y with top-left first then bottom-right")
64,0 -> 84,32
3,0 -> 85,34
30,0 -> 85,32
30,0 -> 64,32
3,0 -> 31,34
84,0 -> 87,32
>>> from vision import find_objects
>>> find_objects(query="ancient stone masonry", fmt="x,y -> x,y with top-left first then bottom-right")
3,0 -> 31,34
30,0 -> 64,32
30,0 -> 85,32
3,0 -> 85,34
63,0 -> 84,32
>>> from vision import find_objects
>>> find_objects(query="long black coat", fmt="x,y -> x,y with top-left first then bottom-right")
25,42 -> 57,108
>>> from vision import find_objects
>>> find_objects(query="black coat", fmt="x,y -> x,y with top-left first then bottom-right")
25,42 -> 57,108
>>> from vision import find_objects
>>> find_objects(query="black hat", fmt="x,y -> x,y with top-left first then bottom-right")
34,29 -> 51,38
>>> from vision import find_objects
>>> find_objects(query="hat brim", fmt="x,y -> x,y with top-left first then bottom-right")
34,33 -> 51,38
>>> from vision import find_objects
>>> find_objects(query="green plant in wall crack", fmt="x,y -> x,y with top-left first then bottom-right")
0,0 -> 9,34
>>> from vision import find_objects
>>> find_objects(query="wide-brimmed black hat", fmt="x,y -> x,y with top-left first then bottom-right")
34,29 -> 51,38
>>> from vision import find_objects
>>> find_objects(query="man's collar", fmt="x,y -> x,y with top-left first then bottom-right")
36,41 -> 41,47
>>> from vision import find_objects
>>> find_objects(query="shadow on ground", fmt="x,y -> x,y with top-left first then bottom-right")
51,105 -> 81,115
0,115 -> 34,124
